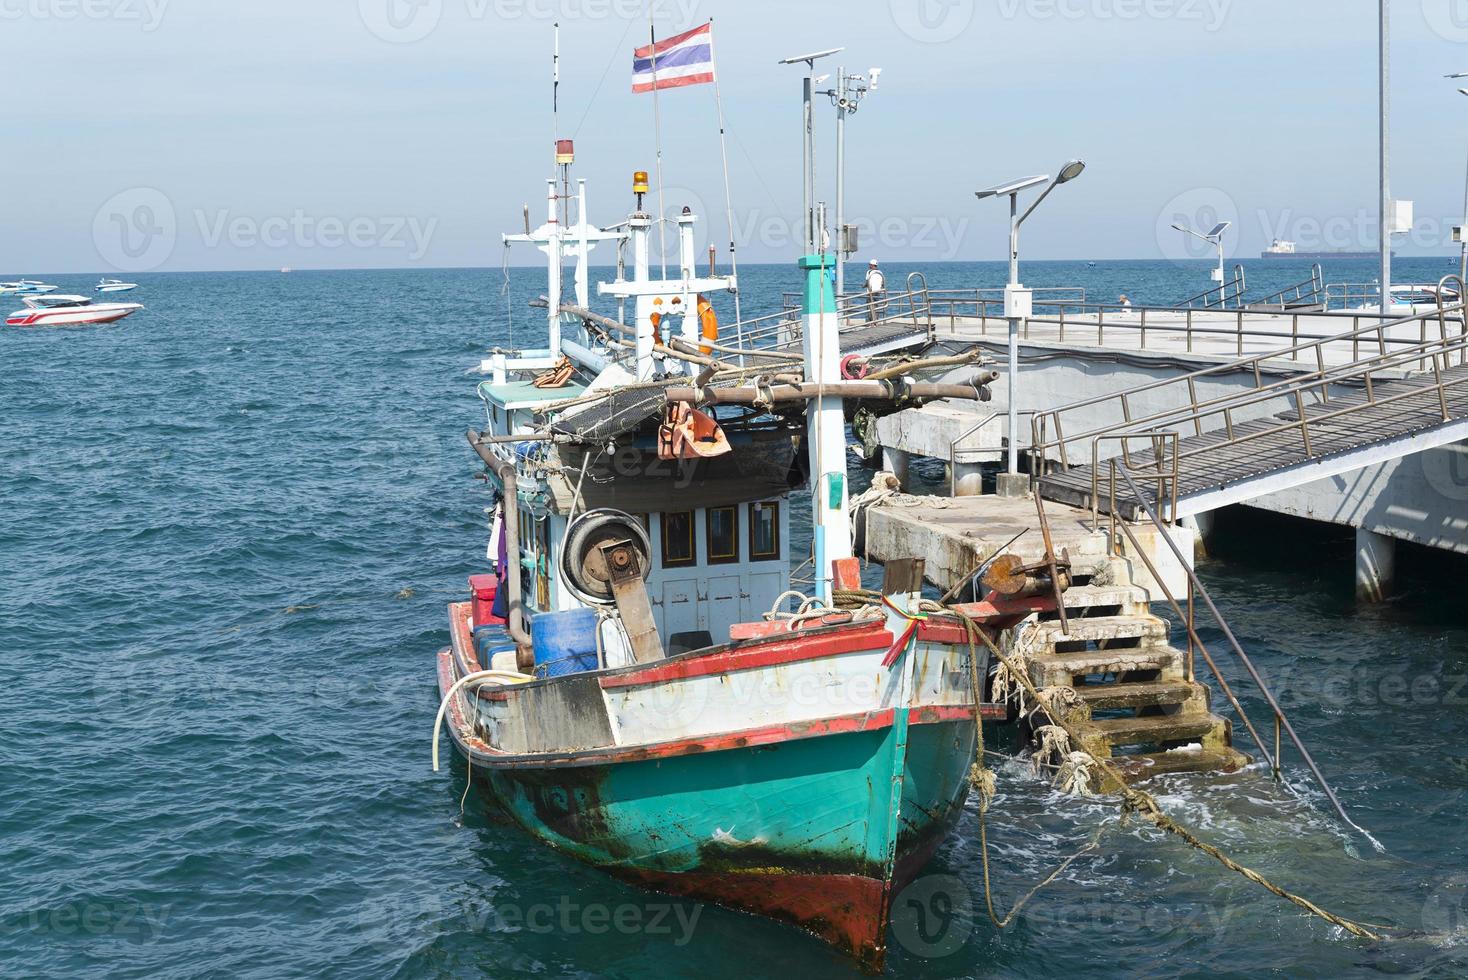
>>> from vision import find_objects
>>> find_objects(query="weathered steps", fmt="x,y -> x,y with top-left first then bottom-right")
1036,615 -> 1169,646
1080,713 -> 1219,747
1019,583 -> 1251,790
1100,748 -> 1250,791
1030,647 -> 1182,687
1073,679 -> 1199,710
1036,583 -> 1139,618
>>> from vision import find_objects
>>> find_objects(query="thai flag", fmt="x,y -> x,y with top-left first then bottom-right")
632,22 -> 715,94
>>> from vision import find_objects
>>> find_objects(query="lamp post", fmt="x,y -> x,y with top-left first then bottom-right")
821,66 -> 881,300
1380,0 -> 1391,318
1447,75 -> 1468,286
1171,220 -> 1232,289
780,48 -> 843,255
975,160 -> 1086,496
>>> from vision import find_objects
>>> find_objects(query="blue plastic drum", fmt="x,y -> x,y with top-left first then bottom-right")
530,608 -> 601,678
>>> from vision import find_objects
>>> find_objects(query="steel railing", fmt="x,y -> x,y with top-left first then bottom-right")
1246,264 -> 1325,311
1172,264 -> 1248,310
1029,277 -> 1468,490
1082,458 -> 1374,838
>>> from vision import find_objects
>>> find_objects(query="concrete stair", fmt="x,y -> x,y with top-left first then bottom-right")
1022,566 -> 1250,792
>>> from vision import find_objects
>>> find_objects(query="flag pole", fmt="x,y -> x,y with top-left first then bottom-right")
707,18 -> 744,357
647,8 -> 668,279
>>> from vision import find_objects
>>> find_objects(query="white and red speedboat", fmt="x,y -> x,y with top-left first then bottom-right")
6,294 -> 143,327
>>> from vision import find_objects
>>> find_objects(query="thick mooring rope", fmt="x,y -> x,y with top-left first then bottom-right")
833,586 -> 1387,941
947,604 -> 1384,941
963,626 -> 1103,928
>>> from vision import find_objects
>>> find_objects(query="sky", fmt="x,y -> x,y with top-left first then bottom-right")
6,0 -> 1468,273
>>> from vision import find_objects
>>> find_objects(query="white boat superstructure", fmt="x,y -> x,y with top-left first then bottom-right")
96,279 -> 139,293
6,294 -> 143,327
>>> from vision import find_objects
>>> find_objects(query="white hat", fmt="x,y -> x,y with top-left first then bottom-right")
869,259 -> 879,266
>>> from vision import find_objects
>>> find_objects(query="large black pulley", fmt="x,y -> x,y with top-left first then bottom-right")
560,508 -> 653,605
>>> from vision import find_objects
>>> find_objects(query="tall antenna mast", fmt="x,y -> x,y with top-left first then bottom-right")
648,7 -> 668,278
553,23 -> 570,228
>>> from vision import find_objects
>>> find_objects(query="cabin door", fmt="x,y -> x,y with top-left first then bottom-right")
661,579 -> 699,643
743,571 -> 786,623
705,575 -> 742,641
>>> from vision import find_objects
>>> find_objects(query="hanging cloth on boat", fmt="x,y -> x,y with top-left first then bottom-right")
532,356 -> 575,389
657,402 -> 732,460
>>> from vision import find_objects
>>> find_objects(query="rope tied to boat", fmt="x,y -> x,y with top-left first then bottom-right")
832,582 -> 1390,939
937,602 -> 1387,941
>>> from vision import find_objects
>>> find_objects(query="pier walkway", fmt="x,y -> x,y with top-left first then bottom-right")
1030,305 -> 1468,521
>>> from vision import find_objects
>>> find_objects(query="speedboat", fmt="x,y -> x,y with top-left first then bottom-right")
96,279 -> 139,293
6,294 -> 143,327
0,280 -> 59,295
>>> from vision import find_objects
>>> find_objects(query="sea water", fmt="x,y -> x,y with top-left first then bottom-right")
3,258 -> 1467,978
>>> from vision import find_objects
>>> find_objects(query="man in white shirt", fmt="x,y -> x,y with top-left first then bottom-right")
864,259 -> 885,322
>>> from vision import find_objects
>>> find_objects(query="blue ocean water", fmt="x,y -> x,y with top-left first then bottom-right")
3,258 -> 1467,978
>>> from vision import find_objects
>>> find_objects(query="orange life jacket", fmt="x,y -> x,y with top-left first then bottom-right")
697,295 -> 718,354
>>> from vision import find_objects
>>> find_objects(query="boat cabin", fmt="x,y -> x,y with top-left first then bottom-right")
477,376 -> 794,653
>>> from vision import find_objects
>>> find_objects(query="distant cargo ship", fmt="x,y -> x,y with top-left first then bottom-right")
1260,239 -> 1389,260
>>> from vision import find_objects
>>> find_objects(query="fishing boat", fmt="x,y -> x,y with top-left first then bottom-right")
0,280 -> 58,295
432,131 -> 1045,968
5,294 -> 143,327
96,278 -> 139,293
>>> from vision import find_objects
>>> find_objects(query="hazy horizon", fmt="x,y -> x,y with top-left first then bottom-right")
8,1 -> 1468,274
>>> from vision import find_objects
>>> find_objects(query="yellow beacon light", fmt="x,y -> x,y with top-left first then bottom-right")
633,171 -> 650,194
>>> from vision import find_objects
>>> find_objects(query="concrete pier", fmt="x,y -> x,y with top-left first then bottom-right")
859,489 -> 1194,600
866,303 -> 1468,593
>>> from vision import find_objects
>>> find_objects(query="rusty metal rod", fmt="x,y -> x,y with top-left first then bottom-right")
666,380 -> 989,405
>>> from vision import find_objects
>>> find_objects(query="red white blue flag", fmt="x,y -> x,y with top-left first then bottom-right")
632,22 -> 715,93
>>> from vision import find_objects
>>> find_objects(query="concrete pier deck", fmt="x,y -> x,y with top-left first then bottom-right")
860,491 -> 1193,600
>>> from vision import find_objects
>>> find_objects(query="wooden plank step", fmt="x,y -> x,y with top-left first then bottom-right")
1031,646 -> 1179,683
1104,747 -> 1251,786
1079,713 -> 1218,746
1072,679 -> 1198,710
1037,615 -> 1168,644
1050,584 -> 1146,611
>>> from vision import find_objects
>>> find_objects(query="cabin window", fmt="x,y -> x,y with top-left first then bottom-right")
749,501 -> 780,560
661,511 -> 696,568
707,506 -> 739,564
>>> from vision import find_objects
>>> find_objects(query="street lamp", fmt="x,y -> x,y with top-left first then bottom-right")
819,66 -> 881,299
780,48 -> 844,255
1447,75 -> 1468,287
1171,220 -> 1231,286
975,159 -> 1086,495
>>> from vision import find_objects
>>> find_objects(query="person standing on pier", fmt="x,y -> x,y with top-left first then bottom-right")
864,259 -> 885,322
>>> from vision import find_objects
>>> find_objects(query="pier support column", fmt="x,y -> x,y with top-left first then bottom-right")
995,472 -> 1029,499
1180,510 -> 1215,560
951,462 -> 984,497
1355,527 -> 1396,603
883,449 -> 910,490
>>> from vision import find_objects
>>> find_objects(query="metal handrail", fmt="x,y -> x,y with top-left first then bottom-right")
1247,264 -> 1325,311
1172,264 -> 1247,310
944,409 -> 1040,495
1030,295 -> 1468,469
1107,461 -> 1376,841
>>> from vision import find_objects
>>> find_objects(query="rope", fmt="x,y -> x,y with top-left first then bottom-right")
828,583 -> 1389,938
939,604 -> 1385,941
962,619 -> 1103,927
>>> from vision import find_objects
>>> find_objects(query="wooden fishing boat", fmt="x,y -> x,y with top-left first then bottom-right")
432,129 -> 1010,968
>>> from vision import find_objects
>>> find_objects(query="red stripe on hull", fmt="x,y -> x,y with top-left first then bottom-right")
599,623 -> 892,689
